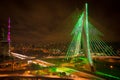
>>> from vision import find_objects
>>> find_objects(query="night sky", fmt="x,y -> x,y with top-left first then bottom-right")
0,0 -> 120,43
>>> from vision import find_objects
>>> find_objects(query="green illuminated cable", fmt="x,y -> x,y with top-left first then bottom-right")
92,37 -> 100,53
97,37 -> 115,56
71,12 -> 84,35
90,39 -> 98,53
97,39 -> 114,56
92,38 -> 101,53
74,33 -> 81,56
92,36 -> 110,56
94,37 -> 108,56
89,22 -> 115,56
93,36 -> 106,54
89,40 -> 94,53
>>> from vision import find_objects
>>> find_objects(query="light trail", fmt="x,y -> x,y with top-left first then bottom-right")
11,52 -> 35,60
11,52 -> 54,67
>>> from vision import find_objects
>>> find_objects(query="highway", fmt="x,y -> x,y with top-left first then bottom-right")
0,73 -> 105,80
1,52 -> 106,80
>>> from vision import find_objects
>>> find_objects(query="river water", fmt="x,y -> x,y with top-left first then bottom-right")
94,58 -> 120,79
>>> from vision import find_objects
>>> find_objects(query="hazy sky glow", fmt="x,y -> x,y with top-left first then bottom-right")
0,0 -> 120,43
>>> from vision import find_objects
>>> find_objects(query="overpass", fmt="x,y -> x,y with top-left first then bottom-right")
11,52 -> 55,67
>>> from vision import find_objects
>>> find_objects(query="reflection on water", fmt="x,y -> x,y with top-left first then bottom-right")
94,58 -> 120,78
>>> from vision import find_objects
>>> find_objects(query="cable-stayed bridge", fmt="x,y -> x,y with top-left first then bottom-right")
66,3 -> 119,71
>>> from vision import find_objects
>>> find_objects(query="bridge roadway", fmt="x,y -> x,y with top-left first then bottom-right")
92,56 -> 120,59
46,55 -> 120,59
